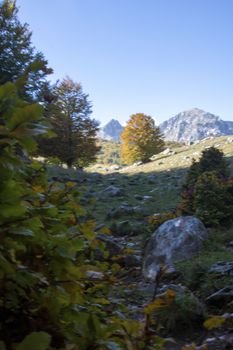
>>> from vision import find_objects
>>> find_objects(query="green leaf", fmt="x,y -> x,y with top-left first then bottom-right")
17,332 -> 51,350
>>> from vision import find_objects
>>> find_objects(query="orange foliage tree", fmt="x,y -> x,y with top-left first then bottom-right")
120,113 -> 164,164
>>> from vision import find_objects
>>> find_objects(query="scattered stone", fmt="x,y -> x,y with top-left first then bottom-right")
206,286 -> 233,306
86,271 -> 104,280
98,185 -> 124,199
142,195 -> 153,201
209,262 -> 233,276
87,172 -> 102,183
108,165 -> 121,171
134,194 -> 143,200
143,216 -> 208,280
147,174 -> 157,183
96,233 -> 122,257
107,203 -> 143,219
133,161 -> 143,166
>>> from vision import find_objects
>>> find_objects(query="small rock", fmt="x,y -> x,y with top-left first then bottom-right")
98,185 -> 124,199
209,261 -> 233,276
86,271 -> 104,280
206,286 -> 233,305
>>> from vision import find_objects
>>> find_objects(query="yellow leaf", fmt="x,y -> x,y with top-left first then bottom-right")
203,315 -> 226,330
165,288 -> 176,300
99,226 -> 111,235
144,298 -> 167,314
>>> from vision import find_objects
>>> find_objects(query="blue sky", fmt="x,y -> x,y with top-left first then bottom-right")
17,0 -> 233,125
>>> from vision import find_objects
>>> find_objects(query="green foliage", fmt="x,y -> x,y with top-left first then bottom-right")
176,228 -> 233,298
96,139 -> 122,165
0,0 -> 52,101
121,113 -> 164,164
145,288 -> 204,333
17,332 -> 51,350
148,212 -> 177,230
37,77 -> 100,168
179,147 -> 232,226
0,81 -> 167,349
193,171 -> 230,226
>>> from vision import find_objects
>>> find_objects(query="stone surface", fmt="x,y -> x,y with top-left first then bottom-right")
206,286 -> 233,305
143,216 -> 208,280
98,185 -> 124,199
107,203 -> 142,219
209,262 -> 233,276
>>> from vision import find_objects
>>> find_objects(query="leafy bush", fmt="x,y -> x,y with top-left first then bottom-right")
0,82 -> 167,349
145,288 -> 205,333
148,212 -> 177,230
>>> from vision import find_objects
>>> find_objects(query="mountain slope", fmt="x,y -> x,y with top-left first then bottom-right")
99,119 -> 124,142
160,108 -> 233,144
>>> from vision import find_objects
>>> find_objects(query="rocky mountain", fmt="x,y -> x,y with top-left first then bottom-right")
99,119 -> 124,142
159,108 -> 233,144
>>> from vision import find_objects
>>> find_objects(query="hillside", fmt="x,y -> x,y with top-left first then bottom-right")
159,108 -> 233,144
47,135 -> 233,347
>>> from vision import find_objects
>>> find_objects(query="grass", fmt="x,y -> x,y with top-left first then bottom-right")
176,227 -> 233,299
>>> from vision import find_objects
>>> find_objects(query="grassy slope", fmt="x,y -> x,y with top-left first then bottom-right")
86,135 -> 233,228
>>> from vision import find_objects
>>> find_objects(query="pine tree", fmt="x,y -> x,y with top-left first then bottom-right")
179,147 -> 232,226
0,0 -> 52,100
38,77 -> 100,168
120,113 -> 164,164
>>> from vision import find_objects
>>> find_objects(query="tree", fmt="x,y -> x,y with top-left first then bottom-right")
38,77 -> 100,168
178,147 -> 232,226
0,0 -> 52,100
120,113 -> 164,164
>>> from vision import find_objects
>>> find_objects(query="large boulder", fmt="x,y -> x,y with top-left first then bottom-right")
143,216 -> 208,280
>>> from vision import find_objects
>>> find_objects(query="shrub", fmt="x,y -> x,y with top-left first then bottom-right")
148,212 -> 177,230
0,82 -> 166,350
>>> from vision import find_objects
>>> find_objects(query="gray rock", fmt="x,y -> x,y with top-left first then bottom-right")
209,262 -> 233,276
98,185 -> 124,199
134,194 -> 144,200
142,195 -> 153,201
206,286 -> 233,305
133,161 -> 143,166
143,216 -> 208,280
107,203 -> 143,219
147,174 -> 157,183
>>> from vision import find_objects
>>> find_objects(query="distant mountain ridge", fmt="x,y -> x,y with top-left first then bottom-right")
100,109 -> 233,144
99,119 -> 124,142
159,108 -> 233,144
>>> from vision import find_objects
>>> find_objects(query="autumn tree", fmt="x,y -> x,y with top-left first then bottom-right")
121,113 -> 164,164
0,0 -> 52,100
38,77 -> 100,168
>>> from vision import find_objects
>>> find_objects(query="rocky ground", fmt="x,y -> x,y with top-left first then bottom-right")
47,135 -> 233,349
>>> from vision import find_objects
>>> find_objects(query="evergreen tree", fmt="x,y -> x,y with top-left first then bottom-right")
179,147 -> 232,226
38,77 -> 100,168
0,0 -> 52,100
120,113 -> 164,164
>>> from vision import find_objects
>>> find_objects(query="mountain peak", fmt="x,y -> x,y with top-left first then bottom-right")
160,108 -> 233,144
100,119 -> 124,142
